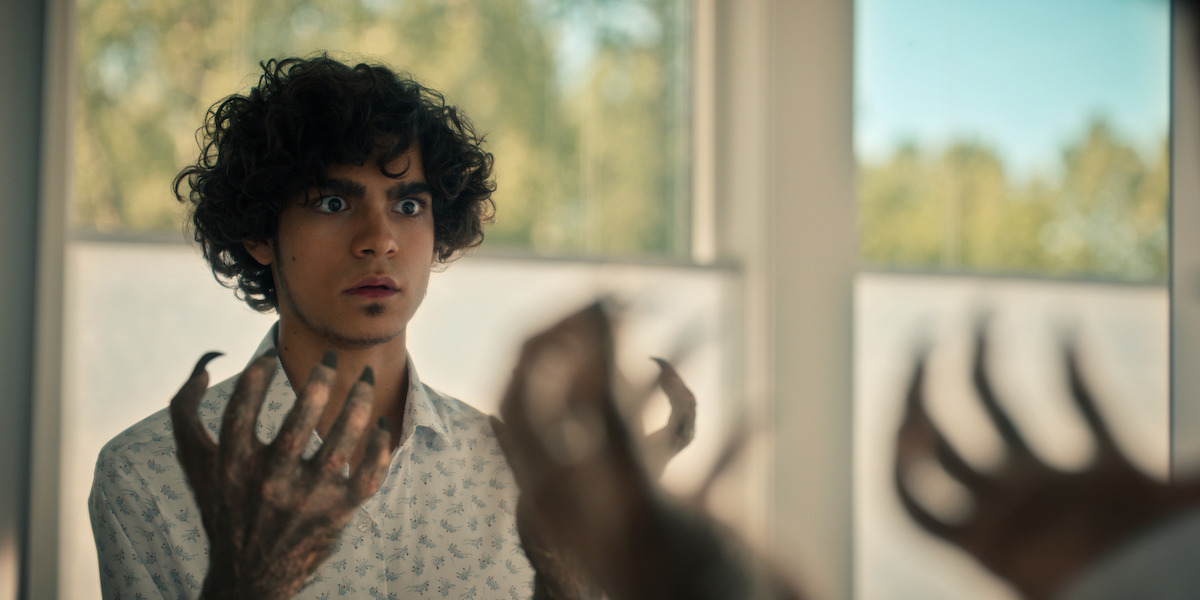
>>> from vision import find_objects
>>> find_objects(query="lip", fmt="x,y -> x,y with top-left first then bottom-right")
344,276 -> 400,298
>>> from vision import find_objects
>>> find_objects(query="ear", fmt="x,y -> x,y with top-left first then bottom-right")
243,239 -> 275,267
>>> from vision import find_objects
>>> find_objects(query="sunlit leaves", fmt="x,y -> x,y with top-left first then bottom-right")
858,117 -> 1168,282
73,0 -> 690,259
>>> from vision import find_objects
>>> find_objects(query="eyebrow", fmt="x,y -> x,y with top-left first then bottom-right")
318,178 -> 435,200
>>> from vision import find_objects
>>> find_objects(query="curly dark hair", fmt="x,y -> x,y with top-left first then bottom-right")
174,54 -> 496,312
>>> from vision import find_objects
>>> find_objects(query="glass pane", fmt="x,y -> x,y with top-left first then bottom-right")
854,1 -> 1171,598
73,0 -> 692,258
855,0 -> 1168,282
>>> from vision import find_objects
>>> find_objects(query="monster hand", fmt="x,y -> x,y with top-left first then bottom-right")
895,331 -> 1200,600
170,350 -> 391,600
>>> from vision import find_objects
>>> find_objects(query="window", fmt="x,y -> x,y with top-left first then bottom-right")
74,0 -> 693,258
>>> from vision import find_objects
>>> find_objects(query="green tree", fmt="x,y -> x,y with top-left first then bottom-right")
858,116 -> 1167,282
1041,119 -> 1166,280
74,0 -> 692,259
858,143 -> 946,268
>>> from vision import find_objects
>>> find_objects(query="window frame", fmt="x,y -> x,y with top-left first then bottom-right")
1171,0 -> 1200,475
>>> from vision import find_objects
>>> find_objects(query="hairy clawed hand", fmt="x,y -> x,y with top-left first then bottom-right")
170,349 -> 391,600
491,304 -> 808,600
491,303 -> 714,600
895,326 -> 1200,600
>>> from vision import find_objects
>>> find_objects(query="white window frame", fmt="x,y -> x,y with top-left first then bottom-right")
1172,0 -> 1200,474
28,0 -> 74,598
708,2 -> 856,599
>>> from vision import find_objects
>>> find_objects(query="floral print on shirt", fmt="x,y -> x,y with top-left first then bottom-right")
89,327 -> 533,600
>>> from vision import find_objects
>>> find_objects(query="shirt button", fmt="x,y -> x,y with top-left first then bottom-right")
357,521 -> 371,533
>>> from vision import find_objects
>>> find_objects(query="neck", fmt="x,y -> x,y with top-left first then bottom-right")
274,320 -> 409,449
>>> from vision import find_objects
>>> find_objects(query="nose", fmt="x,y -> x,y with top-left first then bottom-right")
351,207 -> 399,258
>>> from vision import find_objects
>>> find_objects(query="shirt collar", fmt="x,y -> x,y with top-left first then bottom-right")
250,322 -> 451,446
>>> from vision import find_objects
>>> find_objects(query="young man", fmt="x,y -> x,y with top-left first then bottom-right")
89,55 -> 534,599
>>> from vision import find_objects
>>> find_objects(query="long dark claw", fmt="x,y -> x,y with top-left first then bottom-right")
652,357 -> 697,449
191,351 -> 224,380
894,453 -> 961,542
902,351 -> 981,490
172,353 -> 222,451
171,352 -> 222,492
972,328 -> 1034,459
936,435 -> 986,491
898,354 -> 930,440
895,354 -> 971,543
1064,346 -> 1123,462
643,358 -> 697,478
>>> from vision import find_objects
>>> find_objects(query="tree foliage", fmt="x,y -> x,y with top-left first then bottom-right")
77,1 -> 1167,279
858,118 -> 1168,282
74,0 -> 691,258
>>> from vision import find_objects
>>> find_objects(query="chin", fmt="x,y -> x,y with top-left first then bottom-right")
323,314 -> 407,348
331,327 -> 403,349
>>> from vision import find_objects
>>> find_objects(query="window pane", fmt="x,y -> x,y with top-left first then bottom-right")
855,0 -> 1168,282
853,1 -> 1171,599
74,0 -> 692,258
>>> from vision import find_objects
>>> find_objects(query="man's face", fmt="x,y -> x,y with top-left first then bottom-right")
245,147 -> 436,348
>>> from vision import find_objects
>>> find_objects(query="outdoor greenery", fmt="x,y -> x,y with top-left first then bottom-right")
858,118 -> 1168,282
75,0 -> 1167,281
74,0 -> 691,257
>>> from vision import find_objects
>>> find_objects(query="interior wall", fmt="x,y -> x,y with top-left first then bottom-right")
0,1 -> 45,598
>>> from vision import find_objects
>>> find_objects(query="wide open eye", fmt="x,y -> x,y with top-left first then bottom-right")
396,199 -> 424,216
314,195 -> 348,213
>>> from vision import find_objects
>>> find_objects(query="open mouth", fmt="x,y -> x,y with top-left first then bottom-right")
346,279 -> 399,298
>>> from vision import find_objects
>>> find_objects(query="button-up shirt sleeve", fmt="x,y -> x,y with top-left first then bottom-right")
89,412 -> 206,600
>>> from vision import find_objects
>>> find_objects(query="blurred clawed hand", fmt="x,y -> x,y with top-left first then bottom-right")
170,350 -> 391,600
894,327 -> 1200,600
490,303 -> 698,600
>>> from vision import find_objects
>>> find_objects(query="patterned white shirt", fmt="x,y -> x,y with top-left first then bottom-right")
90,326 -> 534,599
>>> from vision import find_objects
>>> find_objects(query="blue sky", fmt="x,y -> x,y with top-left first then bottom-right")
855,0 -> 1169,178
